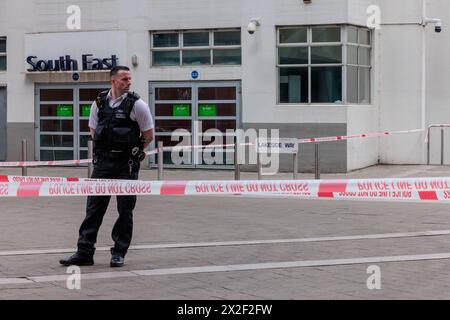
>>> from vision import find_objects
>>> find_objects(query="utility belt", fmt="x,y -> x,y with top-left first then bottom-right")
94,147 -> 145,162
95,150 -> 130,160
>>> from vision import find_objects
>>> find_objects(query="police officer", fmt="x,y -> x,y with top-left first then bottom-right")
60,66 -> 154,267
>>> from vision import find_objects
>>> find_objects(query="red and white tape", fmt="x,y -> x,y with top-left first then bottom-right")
297,128 -> 424,144
0,127 -> 428,168
0,143 -> 252,168
2,175 -> 450,202
0,159 -> 92,168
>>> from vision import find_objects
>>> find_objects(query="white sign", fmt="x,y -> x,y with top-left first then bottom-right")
257,138 -> 298,154
24,31 -> 127,71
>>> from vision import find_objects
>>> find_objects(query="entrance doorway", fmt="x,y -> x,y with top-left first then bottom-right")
35,84 -> 109,161
149,81 -> 241,168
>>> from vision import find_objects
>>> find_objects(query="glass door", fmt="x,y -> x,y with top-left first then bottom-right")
150,81 -> 240,168
36,84 -> 109,161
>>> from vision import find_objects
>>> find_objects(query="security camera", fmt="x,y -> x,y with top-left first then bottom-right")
435,21 -> 442,33
422,17 -> 443,33
247,18 -> 261,35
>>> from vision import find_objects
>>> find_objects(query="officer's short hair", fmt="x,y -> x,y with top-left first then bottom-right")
110,66 -> 130,78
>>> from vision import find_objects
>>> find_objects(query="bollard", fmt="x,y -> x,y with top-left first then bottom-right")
87,140 -> 93,178
314,143 -> 320,180
427,127 -> 431,165
257,151 -> 262,180
234,142 -> 241,180
441,128 -> 445,165
157,141 -> 163,181
293,151 -> 298,180
21,139 -> 27,176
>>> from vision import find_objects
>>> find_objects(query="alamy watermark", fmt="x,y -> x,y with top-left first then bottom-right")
366,265 -> 381,290
168,123 -> 281,174
367,5 -> 381,30
66,5 -> 81,30
66,266 -> 81,290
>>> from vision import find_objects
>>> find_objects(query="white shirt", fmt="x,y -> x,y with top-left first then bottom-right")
88,91 -> 154,132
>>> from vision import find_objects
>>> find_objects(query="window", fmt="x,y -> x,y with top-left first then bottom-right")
0,37 -> 6,71
347,26 -> 371,104
277,25 -> 371,104
151,30 -> 241,66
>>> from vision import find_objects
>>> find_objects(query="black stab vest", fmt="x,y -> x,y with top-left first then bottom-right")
93,91 -> 142,156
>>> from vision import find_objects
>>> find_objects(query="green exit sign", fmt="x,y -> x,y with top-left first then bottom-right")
56,105 -> 73,117
81,104 -> 91,117
198,104 -> 217,117
173,104 -> 191,117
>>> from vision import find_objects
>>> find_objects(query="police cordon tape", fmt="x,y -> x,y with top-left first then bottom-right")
2,175 -> 450,202
0,143 -> 253,168
0,128 -> 427,168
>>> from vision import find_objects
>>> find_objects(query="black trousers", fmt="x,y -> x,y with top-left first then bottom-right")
77,157 -> 140,257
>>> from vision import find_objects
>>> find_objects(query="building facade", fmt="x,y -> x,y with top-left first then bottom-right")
0,0 -> 449,172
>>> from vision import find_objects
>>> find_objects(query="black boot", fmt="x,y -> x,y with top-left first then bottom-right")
59,253 -> 94,266
110,254 -> 125,268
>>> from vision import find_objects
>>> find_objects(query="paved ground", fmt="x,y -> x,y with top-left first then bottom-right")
1,164 -> 450,299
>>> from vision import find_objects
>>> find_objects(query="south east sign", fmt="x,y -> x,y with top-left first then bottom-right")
26,54 -> 118,72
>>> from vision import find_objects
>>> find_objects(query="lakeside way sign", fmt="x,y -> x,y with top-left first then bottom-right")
257,138 -> 298,154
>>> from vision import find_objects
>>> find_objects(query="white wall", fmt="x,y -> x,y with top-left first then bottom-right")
424,0 -> 450,164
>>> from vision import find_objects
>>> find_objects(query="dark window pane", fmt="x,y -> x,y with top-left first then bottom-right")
279,47 -> 308,65
347,66 -> 358,103
153,51 -> 180,66
183,32 -> 209,47
198,87 -> 236,100
311,46 -> 342,64
347,26 -> 358,43
359,29 -> 371,45
213,49 -> 241,65
40,89 -> 73,101
182,50 -> 210,65
157,135 -> 191,147
312,27 -> 341,42
347,45 -> 358,65
359,67 -> 371,104
80,135 -> 90,148
80,120 -> 89,132
311,67 -> 342,103
279,67 -> 308,103
80,151 -> 88,160
201,120 -> 236,133
40,135 -> 74,147
155,119 -> 192,133
279,28 -> 307,43
40,150 -> 74,161
153,33 -> 179,47
40,120 -> 73,132
0,56 -> 5,70
358,47 -> 370,66
156,104 -> 192,117
155,88 -> 191,100
214,31 -> 240,46
0,39 -> 5,52
80,88 -> 108,101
